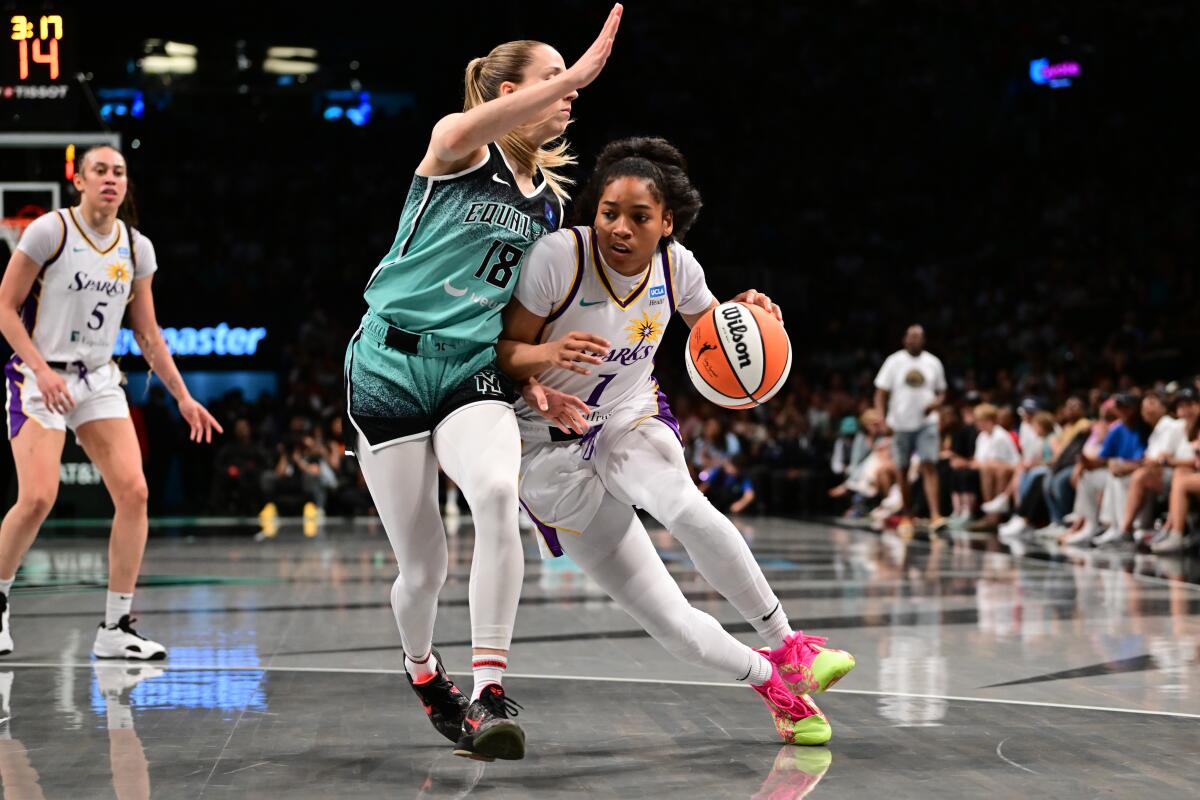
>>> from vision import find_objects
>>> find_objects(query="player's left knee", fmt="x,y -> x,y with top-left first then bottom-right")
113,478 -> 149,511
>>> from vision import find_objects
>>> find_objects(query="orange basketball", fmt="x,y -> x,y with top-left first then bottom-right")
685,302 -> 792,409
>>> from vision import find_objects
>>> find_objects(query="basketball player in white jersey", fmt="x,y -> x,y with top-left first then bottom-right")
497,138 -> 856,745
0,145 -> 222,659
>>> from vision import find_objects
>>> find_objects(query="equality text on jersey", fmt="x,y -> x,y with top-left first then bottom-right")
463,201 -> 544,239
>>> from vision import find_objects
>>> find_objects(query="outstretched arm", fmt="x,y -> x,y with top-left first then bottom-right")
420,4 -> 623,174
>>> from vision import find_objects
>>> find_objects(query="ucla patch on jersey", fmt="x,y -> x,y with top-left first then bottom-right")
649,285 -> 666,299
118,246 -> 130,257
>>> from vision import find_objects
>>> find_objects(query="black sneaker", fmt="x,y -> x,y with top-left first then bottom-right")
453,684 -> 525,762
405,647 -> 469,743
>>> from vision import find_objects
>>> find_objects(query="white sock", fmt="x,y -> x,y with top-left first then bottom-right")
404,649 -> 439,683
753,601 -> 792,650
471,653 -> 507,700
738,650 -> 774,687
105,591 -> 133,628
445,486 -> 459,509
0,575 -> 14,598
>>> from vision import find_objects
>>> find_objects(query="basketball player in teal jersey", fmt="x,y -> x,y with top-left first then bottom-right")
344,6 -> 622,761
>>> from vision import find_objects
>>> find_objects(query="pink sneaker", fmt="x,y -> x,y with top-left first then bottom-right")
766,631 -> 856,695
752,666 -> 832,746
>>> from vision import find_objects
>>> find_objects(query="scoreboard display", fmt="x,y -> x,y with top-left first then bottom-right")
2,11 -> 75,126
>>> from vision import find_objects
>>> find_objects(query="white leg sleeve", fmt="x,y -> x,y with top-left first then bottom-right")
355,438 -> 446,658
562,494 -> 762,680
597,421 -> 787,644
433,403 -> 523,652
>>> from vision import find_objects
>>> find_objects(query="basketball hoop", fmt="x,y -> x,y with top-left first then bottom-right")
1,204 -> 45,253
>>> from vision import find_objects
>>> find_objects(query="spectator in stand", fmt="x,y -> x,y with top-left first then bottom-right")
1106,391 -> 1192,546
209,418 -> 270,515
692,417 -> 741,474
1033,397 -> 1093,540
1064,394 -> 1146,546
874,324 -> 948,537
1091,392 -> 1178,548
938,404 -> 979,528
261,433 -> 337,525
998,411 -> 1058,542
1060,398 -> 1119,545
700,454 -> 757,514
1152,389 -> 1200,553
963,403 -> 1020,532
829,410 -> 893,513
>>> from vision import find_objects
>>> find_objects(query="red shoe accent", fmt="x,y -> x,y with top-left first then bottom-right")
412,672 -> 438,686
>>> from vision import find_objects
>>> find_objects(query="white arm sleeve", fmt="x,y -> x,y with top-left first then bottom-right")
671,242 -> 717,315
131,229 -> 158,279
14,211 -> 66,266
512,229 -> 577,318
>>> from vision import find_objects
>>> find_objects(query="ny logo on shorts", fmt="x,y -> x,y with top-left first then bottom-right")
475,372 -> 504,396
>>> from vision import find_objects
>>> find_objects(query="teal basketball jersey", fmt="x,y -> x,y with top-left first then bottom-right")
363,142 -> 563,345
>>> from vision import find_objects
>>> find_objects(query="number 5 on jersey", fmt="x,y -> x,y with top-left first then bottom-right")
474,240 -> 523,289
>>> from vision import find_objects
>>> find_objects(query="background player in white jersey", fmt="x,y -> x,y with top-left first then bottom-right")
0,145 -> 222,659
498,138 -> 856,745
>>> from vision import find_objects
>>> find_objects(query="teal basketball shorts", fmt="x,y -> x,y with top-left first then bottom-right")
344,324 -> 516,452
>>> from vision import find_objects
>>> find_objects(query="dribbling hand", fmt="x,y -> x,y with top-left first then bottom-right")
731,289 -> 783,324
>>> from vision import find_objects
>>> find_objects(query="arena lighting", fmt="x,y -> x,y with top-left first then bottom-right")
263,57 -> 319,75
112,324 -> 268,357
163,41 -> 197,57
264,46 -> 319,75
266,46 -> 317,59
141,54 -> 196,74
1030,57 -> 1080,88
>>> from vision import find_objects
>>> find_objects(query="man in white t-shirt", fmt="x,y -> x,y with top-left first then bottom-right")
874,325 -> 947,534
1099,391 -> 1187,547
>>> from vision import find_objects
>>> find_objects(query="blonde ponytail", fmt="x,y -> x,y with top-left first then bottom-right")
462,41 -> 575,201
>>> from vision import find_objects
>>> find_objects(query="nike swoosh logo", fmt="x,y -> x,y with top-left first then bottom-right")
492,173 -> 510,187
579,299 -> 606,307
761,602 -> 781,622
443,279 -> 467,297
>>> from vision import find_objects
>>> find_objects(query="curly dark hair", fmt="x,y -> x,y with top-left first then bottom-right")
571,136 -> 702,242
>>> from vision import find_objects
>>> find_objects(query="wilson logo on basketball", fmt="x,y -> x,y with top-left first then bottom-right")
720,305 -> 753,368
686,301 -> 792,410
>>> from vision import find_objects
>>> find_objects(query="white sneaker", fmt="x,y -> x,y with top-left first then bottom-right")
92,616 -> 167,660
999,516 -> 1031,542
1063,512 -> 1080,525
1092,527 -> 1130,548
981,494 -> 1011,515
1063,524 -> 1096,547
0,593 -> 11,657
1034,523 -> 1065,541
1151,530 -> 1187,555
1132,528 -> 1158,546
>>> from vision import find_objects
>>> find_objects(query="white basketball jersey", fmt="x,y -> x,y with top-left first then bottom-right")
513,226 -> 715,440
18,208 -> 144,366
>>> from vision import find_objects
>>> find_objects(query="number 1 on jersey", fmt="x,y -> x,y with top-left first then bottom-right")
585,373 -> 616,407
